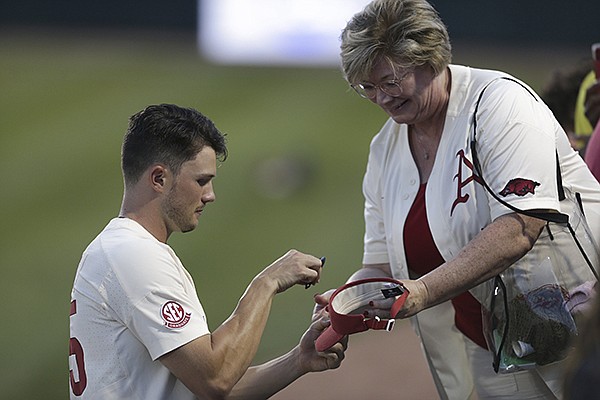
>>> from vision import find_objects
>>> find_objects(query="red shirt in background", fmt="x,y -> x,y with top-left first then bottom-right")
584,121 -> 600,182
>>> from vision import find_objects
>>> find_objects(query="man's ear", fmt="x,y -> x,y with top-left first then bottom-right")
149,165 -> 169,192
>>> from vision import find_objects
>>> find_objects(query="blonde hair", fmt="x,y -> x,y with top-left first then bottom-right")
340,0 -> 451,84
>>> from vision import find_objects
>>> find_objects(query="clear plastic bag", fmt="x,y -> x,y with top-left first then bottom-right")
475,189 -> 599,373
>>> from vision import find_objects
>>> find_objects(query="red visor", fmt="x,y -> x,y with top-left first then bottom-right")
315,278 -> 409,352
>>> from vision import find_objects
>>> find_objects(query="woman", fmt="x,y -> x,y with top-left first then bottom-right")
323,0 -> 600,398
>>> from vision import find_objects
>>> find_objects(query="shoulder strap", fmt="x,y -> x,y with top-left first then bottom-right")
470,77 -> 569,224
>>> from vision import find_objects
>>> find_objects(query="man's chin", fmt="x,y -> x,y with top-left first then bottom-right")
180,221 -> 199,233
182,226 -> 197,233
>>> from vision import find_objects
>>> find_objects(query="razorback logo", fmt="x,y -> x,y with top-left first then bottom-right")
499,178 -> 540,197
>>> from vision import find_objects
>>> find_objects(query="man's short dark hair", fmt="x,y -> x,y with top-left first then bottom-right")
121,104 -> 227,185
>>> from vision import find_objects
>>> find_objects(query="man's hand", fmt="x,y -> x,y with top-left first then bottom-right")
312,289 -> 335,321
225,316 -> 348,400
256,250 -> 323,294
297,317 -> 347,373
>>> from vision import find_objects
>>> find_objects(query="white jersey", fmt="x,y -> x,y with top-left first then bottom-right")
69,217 -> 210,399
362,64 -> 600,278
361,64 -> 600,398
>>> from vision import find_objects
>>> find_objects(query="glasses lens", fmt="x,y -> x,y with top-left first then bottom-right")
381,81 -> 402,97
352,84 -> 373,99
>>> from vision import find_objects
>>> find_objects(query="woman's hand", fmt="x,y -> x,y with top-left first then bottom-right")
357,279 -> 428,319
391,279 -> 429,318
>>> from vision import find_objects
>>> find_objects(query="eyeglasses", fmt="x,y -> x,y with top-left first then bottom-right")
351,70 -> 412,99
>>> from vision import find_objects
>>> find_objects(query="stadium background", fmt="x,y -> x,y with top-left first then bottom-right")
1,1 -> 598,398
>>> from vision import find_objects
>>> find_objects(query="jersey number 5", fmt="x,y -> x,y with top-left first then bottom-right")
69,300 -> 87,396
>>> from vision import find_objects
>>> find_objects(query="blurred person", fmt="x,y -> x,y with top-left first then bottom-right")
562,280 -> 600,399
584,79 -> 600,129
68,104 -> 346,399
541,60 -> 594,153
583,72 -> 600,181
583,116 -> 600,182
315,0 -> 600,399
574,71 -> 600,138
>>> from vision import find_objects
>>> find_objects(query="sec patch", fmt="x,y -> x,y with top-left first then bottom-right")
161,301 -> 191,329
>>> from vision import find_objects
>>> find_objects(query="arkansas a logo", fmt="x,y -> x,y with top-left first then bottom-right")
161,301 -> 191,329
451,149 -> 483,216
499,178 -> 540,197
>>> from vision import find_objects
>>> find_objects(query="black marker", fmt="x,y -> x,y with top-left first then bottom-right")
305,256 -> 326,289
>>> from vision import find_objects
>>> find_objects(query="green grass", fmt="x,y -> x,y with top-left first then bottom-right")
0,29 -> 586,399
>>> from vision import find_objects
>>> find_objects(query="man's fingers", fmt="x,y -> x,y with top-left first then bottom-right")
304,256 -> 326,289
314,288 -> 335,305
322,341 -> 346,369
313,293 -> 330,307
310,316 -> 331,333
312,290 -> 335,321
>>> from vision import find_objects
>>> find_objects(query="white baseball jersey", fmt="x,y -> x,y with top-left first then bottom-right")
69,217 -> 210,399
363,64 -> 600,278
361,64 -> 600,398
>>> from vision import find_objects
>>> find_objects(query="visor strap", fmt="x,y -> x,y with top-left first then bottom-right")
390,289 -> 409,318
365,316 -> 395,331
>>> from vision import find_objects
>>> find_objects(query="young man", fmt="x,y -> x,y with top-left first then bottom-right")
68,104 -> 346,399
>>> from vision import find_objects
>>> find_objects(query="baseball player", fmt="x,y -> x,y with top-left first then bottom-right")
68,104 -> 346,399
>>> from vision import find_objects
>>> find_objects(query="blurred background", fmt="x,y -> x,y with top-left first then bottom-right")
1,1 -> 598,398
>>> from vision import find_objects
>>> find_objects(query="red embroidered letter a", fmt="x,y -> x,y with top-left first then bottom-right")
451,149 -> 482,216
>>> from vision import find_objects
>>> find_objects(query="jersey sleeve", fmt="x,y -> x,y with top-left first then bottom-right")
474,79 -> 561,221
105,239 -> 210,361
133,285 -> 210,361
